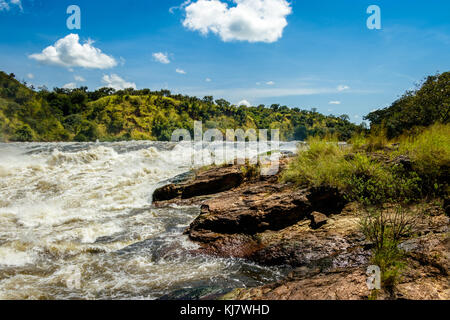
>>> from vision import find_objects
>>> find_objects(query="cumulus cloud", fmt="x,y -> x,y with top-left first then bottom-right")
329,101 -> 341,105
102,74 -> 136,90
337,85 -> 350,92
0,0 -> 22,11
176,68 -> 187,74
205,78 -> 212,82
27,73 -> 34,79
266,81 -> 275,85
237,99 -> 251,107
29,34 -> 117,69
74,75 -> 85,82
153,52 -> 170,64
182,0 -> 292,43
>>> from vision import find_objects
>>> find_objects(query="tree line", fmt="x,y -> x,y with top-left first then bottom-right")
0,71 -> 363,142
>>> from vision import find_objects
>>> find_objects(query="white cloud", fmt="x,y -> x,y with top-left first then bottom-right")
266,81 -> 275,85
176,68 -> 187,74
74,75 -> 86,82
0,0 -> 22,11
29,34 -> 117,69
153,52 -> 170,64
185,84 -> 377,102
237,99 -> 251,107
337,85 -> 350,92
63,82 -> 77,89
182,0 -> 292,43
205,78 -> 212,82
27,73 -> 34,79
329,101 -> 341,105
102,74 -> 136,90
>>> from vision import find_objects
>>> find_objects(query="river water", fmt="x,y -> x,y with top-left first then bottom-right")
0,141 -> 298,300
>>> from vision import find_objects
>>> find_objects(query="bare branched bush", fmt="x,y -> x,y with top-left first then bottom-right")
360,205 -> 423,291
361,205 -> 421,250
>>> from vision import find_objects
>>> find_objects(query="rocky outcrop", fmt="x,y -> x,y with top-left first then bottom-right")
153,165 -> 245,202
186,183 -> 349,258
189,185 -> 310,237
222,223 -> 449,300
152,158 -> 449,300
221,208 -> 449,300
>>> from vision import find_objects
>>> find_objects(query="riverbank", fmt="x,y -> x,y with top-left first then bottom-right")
152,155 -> 449,300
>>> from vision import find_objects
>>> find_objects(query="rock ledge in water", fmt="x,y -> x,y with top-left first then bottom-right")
152,165 -> 244,202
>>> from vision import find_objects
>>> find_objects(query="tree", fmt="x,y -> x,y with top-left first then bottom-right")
365,72 -> 449,138
14,124 -> 34,141
294,125 -> 308,141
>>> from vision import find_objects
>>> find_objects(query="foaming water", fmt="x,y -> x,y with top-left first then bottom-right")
0,141 -> 298,300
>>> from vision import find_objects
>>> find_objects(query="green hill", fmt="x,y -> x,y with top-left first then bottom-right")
0,71 -> 361,142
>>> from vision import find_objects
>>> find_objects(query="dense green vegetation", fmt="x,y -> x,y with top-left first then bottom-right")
282,123 -> 449,205
0,71 -> 361,142
365,72 -> 449,138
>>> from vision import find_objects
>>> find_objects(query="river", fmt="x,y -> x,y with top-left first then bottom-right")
0,141 -> 298,299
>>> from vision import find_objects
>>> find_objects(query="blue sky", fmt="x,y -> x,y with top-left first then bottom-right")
0,0 -> 449,123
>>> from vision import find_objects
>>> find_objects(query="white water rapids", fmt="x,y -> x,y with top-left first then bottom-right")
0,141 -> 298,299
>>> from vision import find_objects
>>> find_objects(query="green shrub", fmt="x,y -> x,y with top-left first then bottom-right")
281,136 -> 344,187
282,137 -> 422,205
74,120 -> 100,142
397,123 -> 450,197
241,162 -> 261,180
13,124 -> 35,142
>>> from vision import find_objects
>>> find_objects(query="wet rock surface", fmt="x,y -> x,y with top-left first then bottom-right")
153,165 -> 245,202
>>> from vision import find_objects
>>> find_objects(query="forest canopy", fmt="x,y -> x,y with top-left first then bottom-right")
365,72 -> 449,138
0,71 -> 362,142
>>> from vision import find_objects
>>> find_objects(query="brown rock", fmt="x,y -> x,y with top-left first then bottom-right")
310,211 -> 327,229
153,165 -> 244,202
223,209 -> 449,301
222,268 -> 371,300
188,185 -> 312,239
182,166 -> 244,199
